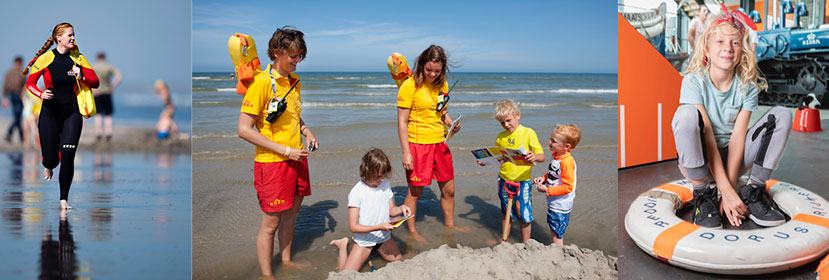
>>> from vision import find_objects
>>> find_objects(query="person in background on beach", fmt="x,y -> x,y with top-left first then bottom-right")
673,12 -> 791,229
533,124 -> 581,246
397,45 -> 466,242
153,80 -> 176,140
154,105 -> 177,140
23,22 -> 100,210
688,4 -> 709,51
22,86 -> 42,150
237,26 -> 318,280
92,51 -> 122,142
330,148 -> 410,271
477,100 -> 545,242
3,56 -> 26,144
230,72 -> 235,80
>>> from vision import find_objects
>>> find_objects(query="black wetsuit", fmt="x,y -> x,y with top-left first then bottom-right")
27,49 -> 99,200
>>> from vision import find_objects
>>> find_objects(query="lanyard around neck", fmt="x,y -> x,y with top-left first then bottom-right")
267,64 -> 298,100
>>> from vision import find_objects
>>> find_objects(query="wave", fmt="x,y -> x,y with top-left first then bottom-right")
216,88 -> 236,92
301,101 -> 568,108
359,84 -> 397,88
192,77 -> 210,80
461,88 -> 617,95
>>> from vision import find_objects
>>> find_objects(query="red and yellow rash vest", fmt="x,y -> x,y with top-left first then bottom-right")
544,151 -> 577,213
27,48 -> 99,105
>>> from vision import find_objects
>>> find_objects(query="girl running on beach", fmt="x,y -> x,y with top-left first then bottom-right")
397,45 -> 466,242
672,11 -> 791,229
237,26 -> 318,279
23,22 -> 99,210
330,148 -> 410,271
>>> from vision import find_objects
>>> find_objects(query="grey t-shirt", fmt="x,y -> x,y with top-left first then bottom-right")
93,60 -> 120,94
679,72 -> 759,148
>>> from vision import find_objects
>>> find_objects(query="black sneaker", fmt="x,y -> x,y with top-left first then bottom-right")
739,183 -> 785,227
692,187 -> 722,228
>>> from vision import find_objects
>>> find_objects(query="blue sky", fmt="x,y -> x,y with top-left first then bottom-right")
0,0 -> 190,87
193,0 -> 618,73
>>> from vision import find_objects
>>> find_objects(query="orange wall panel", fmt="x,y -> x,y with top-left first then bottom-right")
618,13 -> 683,168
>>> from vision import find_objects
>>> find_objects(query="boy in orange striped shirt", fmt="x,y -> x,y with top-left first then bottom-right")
533,124 -> 581,245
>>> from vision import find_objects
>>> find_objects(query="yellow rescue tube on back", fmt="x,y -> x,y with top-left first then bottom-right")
228,33 -> 261,95
387,52 -> 412,88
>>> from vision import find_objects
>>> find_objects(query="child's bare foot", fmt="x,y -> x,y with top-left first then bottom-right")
446,224 -> 470,233
280,260 -> 312,270
261,275 -> 277,280
409,231 -> 428,243
485,239 -> 501,247
60,200 -> 72,210
330,237 -> 349,250
44,168 -> 53,181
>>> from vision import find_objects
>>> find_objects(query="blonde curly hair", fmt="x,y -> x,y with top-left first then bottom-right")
683,16 -> 767,93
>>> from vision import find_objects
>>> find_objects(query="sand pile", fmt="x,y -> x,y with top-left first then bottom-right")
328,239 -> 617,280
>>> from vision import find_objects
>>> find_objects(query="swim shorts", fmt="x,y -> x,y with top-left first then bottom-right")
546,209 -> 570,239
406,142 -> 454,186
254,158 -> 310,212
498,177 -> 534,223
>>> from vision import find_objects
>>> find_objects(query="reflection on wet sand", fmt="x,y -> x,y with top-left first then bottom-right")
0,150 -> 191,279
39,210 -> 77,280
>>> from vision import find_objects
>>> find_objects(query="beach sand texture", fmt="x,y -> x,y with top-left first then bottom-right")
328,240 -> 618,280
193,72 -> 618,279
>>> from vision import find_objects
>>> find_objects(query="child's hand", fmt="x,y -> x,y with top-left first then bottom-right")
400,205 -> 412,217
378,222 -> 394,231
476,160 -> 486,166
524,152 -> 538,162
533,177 -> 547,192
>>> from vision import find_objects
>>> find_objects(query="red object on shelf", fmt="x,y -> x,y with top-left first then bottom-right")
793,107 -> 823,132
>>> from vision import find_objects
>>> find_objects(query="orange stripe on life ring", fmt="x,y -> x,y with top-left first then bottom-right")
656,183 -> 693,203
765,179 -> 781,192
792,213 -> 829,229
818,254 -> 829,279
652,221 -> 700,261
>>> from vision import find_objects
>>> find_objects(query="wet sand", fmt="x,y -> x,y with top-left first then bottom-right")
193,105 -> 617,279
0,118 -> 190,153
0,150 -> 191,278
618,108 -> 829,279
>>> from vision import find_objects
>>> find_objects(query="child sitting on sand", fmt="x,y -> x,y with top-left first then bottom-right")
330,148 -> 411,271
154,105 -> 177,140
478,100 -> 545,242
532,124 -> 581,245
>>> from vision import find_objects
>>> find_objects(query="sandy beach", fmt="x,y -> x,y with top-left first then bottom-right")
192,71 -> 618,279
328,240 -> 618,280
0,118 -> 190,153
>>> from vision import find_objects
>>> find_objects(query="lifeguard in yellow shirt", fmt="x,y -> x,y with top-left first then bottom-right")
396,45 -> 465,242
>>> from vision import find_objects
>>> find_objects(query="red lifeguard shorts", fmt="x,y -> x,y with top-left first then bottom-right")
406,142 -> 454,186
254,158 -> 311,212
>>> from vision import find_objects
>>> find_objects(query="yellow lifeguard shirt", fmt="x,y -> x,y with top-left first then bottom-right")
496,125 -> 544,181
396,78 -> 449,144
240,65 -> 303,163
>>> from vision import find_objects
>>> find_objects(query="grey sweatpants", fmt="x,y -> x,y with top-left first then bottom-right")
671,105 -> 792,185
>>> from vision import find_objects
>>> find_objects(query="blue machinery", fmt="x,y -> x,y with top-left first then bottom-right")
748,0 -> 829,106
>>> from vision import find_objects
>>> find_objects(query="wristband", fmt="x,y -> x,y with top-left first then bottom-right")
284,147 -> 291,157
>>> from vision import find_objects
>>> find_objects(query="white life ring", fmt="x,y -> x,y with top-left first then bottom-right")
625,179 -> 829,275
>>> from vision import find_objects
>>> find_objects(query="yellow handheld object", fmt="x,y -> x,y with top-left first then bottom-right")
75,76 -> 96,118
228,33 -> 261,95
386,52 -> 412,88
67,43 -> 96,118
